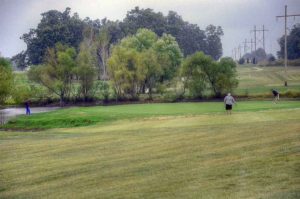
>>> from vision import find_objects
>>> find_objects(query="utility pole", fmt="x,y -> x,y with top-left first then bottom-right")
276,5 -> 300,86
262,25 -> 267,50
243,39 -> 248,54
249,39 -> 255,53
238,45 -> 242,59
250,25 -> 257,51
234,47 -> 237,61
256,25 -> 269,50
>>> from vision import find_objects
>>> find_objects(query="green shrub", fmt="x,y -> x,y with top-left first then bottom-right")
238,58 -> 245,65
162,91 -> 180,102
282,90 -> 300,98
98,81 -> 110,101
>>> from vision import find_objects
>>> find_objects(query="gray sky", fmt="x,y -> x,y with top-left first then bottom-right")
0,0 -> 300,58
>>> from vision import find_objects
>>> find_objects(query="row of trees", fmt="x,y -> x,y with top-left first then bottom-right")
13,28 -> 236,105
107,29 -> 238,100
12,7 -> 224,72
2,7 -> 238,105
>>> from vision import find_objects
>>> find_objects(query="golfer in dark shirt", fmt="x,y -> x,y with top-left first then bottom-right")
272,89 -> 279,103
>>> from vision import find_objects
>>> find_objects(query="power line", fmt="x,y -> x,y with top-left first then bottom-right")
250,25 -> 268,51
250,25 -> 257,51
276,5 -> 300,86
243,39 -> 255,54
243,39 -> 248,54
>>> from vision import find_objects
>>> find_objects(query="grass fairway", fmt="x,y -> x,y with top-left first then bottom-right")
3,101 -> 300,130
1,101 -> 300,198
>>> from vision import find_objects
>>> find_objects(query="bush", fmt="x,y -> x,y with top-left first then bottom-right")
12,85 -> 32,104
97,81 -> 110,101
269,59 -> 300,67
238,58 -> 245,65
282,90 -> 300,98
268,55 -> 276,62
12,84 -> 49,105
162,91 -> 180,102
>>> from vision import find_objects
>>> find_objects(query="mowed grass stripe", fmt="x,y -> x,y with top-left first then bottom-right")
1,107 -> 300,198
3,101 -> 300,130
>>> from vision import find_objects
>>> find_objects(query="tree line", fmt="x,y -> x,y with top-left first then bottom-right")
1,7 -> 238,106
12,7 -> 224,70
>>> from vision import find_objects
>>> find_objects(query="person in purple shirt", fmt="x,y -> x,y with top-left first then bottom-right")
25,101 -> 31,115
224,93 -> 236,115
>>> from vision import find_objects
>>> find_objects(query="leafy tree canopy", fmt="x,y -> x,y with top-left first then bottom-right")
0,57 -> 14,104
21,8 -> 84,65
181,52 -> 238,98
28,43 -> 77,106
20,6 -> 224,68
277,23 -> 300,60
108,29 -> 182,99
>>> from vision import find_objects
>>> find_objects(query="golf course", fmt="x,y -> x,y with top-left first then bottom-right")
1,101 -> 300,198
1,2 -> 300,198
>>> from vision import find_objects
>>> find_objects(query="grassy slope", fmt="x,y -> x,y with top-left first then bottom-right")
236,65 -> 300,95
0,103 -> 300,198
3,101 -> 300,130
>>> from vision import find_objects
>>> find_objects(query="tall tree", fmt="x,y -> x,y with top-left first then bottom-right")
202,57 -> 238,97
21,8 -> 84,65
11,51 -> 28,70
76,28 -> 96,101
86,18 -> 124,80
108,29 -> 182,99
121,7 -> 167,36
28,43 -> 76,106
139,49 -> 162,99
205,25 -> 224,60
0,58 -> 14,104
108,46 -> 143,99
277,24 -> 300,59
94,27 -> 110,80
180,52 -> 210,98
122,9 -> 208,57
181,52 -> 238,98
153,33 -> 183,81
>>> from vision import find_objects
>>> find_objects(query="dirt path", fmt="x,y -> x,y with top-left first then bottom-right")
253,67 -> 263,71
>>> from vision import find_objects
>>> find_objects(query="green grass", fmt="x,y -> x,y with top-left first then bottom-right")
3,101 -> 300,130
1,102 -> 300,198
236,65 -> 300,96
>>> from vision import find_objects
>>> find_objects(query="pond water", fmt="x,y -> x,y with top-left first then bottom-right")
0,107 -> 60,125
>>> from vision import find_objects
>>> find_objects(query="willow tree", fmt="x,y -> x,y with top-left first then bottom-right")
28,43 -> 76,106
108,28 -> 182,100
0,58 -> 13,104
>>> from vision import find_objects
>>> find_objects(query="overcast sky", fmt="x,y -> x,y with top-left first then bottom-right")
0,0 -> 300,58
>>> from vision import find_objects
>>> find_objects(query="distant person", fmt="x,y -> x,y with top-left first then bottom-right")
224,93 -> 236,115
25,101 -> 31,115
272,89 -> 279,103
